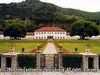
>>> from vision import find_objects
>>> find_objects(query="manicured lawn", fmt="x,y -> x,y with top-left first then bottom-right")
0,40 -> 46,53
1,39 -> 100,54
57,40 -> 100,54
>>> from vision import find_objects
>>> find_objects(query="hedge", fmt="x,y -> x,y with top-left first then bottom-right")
63,54 -> 82,68
17,54 -> 36,69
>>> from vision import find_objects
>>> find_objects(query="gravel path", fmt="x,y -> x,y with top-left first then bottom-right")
42,42 -> 57,54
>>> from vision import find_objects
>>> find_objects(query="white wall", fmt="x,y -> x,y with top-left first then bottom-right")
0,34 -> 4,39
0,34 -> 10,39
65,35 -> 80,40
34,32 -> 67,39
25,35 -> 34,39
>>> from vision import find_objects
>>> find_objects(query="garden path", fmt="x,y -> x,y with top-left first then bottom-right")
42,42 -> 57,54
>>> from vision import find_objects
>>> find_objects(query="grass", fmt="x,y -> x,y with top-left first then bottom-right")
57,40 -> 100,54
0,40 -> 46,53
0,39 -> 100,54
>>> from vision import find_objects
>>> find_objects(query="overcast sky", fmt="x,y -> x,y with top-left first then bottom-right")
0,0 -> 100,12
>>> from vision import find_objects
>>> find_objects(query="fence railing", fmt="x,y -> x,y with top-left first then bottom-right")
0,68 -> 100,72
0,68 -> 64,72
1,68 -> 100,75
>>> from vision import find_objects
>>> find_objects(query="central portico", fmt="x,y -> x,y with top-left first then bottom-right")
47,36 -> 54,39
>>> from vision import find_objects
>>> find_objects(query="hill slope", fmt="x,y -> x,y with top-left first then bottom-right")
62,8 -> 100,20
0,0 -> 100,20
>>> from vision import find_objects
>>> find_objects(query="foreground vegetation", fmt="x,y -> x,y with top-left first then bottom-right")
0,40 -> 46,53
56,40 -> 100,54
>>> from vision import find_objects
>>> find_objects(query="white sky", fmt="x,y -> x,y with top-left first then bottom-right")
0,0 -> 100,12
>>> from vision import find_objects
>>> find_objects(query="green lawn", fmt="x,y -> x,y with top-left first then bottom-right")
1,40 -> 100,54
0,40 -> 46,53
57,40 -> 100,54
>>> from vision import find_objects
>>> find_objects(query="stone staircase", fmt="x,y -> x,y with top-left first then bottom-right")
45,54 -> 54,69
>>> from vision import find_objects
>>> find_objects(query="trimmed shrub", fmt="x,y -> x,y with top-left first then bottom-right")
17,54 -> 36,69
63,54 -> 82,68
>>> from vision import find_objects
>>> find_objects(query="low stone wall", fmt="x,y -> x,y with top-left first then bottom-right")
0,53 -> 99,72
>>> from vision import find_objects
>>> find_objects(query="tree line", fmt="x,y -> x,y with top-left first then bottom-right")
0,17 -> 99,40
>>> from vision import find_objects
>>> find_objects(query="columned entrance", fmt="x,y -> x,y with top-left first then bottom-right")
6,57 -> 12,68
1,53 -> 17,71
88,57 -> 94,69
47,36 -> 53,39
82,54 -> 99,71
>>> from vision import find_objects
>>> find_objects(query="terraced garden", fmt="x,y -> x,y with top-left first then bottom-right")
0,40 -> 47,53
55,40 -> 100,54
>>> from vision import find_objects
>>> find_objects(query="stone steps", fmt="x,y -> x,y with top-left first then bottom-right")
45,55 -> 54,68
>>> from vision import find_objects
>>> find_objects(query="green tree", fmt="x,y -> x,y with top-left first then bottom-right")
71,20 -> 99,39
4,19 -> 26,39
33,3 -> 57,24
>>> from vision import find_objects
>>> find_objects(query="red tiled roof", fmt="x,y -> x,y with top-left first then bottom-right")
35,27 -> 65,32
26,32 -> 34,35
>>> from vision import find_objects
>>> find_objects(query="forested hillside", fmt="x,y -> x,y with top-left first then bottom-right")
0,0 -> 100,39
0,0 -> 100,20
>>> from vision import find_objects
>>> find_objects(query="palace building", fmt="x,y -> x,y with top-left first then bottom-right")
0,27 -> 70,40
34,27 -> 69,39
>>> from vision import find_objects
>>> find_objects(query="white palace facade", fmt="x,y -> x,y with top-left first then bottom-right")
0,27 -> 82,40
33,27 -> 69,39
